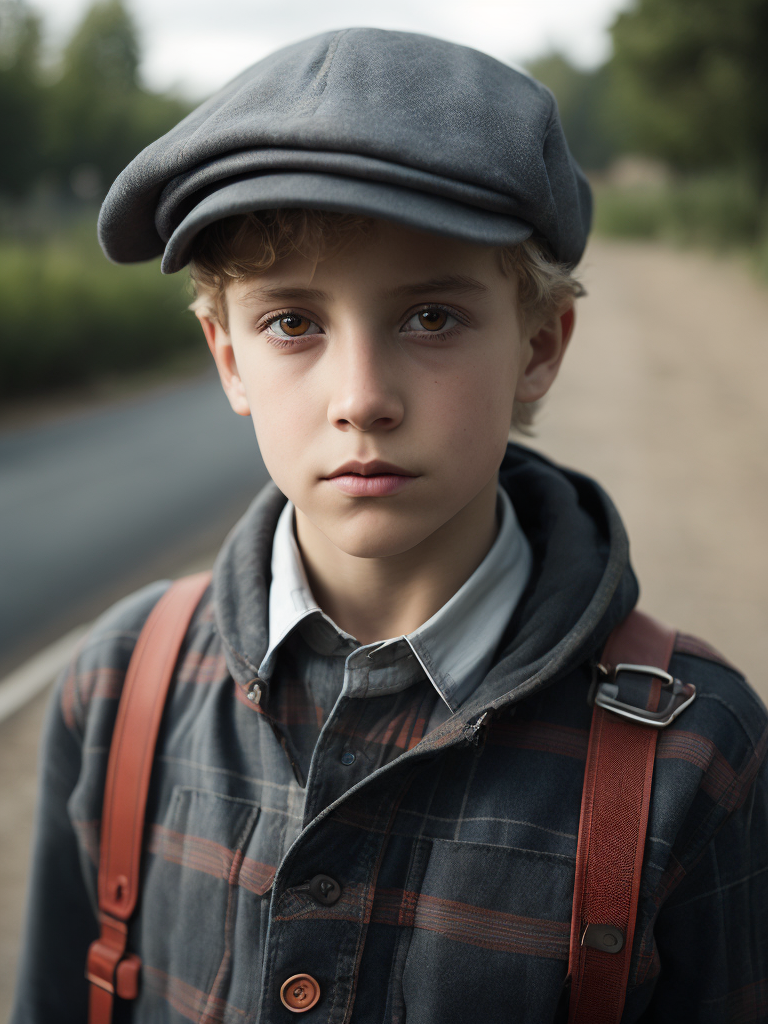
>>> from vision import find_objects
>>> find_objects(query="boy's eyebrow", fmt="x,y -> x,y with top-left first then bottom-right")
238,285 -> 329,305
388,274 -> 488,297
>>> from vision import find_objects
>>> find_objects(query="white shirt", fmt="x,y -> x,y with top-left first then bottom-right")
259,487 -> 532,731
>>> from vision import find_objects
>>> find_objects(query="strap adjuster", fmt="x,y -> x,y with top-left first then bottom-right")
86,933 -> 142,1001
86,938 -> 120,995
592,663 -> 696,728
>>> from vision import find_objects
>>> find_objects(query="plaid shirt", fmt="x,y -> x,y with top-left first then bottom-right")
12,445 -> 768,1024
260,490 -> 531,799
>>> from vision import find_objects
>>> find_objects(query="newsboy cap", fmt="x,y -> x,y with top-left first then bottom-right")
98,28 -> 592,273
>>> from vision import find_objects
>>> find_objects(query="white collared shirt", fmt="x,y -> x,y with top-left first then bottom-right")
259,487 -> 532,733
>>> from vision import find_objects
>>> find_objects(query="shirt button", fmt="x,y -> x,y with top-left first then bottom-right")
340,750 -> 355,766
309,874 -> 341,906
280,974 -> 321,1012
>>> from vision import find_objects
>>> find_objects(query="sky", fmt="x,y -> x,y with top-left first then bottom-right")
30,0 -> 635,98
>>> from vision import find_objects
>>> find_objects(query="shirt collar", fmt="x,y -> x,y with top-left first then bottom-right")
260,487 -> 532,713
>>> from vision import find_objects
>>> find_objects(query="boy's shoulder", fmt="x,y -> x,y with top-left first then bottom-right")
661,632 -> 768,819
632,630 -> 768,891
493,623 -> 767,866
56,577 -> 219,743
668,630 -> 767,763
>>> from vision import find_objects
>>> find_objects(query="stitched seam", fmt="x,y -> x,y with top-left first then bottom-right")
663,861 -> 768,911
200,808 -> 259,1023
397,808 -> 577,840
158,755 -> 297,789
290,29 -> 347,119
696,692 -> 768,752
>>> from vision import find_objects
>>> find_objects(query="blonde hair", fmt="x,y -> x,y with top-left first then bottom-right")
188,208 -> 584,433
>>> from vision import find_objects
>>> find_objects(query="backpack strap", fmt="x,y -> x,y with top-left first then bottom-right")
86,571 -> 212,1024
568,609 -> 695,1024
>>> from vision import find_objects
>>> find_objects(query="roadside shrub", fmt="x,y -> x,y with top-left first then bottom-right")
593,173 -> 768,254
0,227 -> 199,396
592,186 -> 669,239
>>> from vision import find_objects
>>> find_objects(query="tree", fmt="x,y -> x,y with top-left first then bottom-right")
0,0 -> 191,203
0,0 -> 44,196
46,0 -> 190,198
525,53 -> 624,171
610,0 -> 768,194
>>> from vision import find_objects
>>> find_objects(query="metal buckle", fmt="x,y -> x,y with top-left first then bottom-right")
592,663 -> 696,729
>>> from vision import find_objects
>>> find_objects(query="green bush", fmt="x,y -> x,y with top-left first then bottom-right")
593,174 -> 768,252
0,227 -> 201,396
592,186 -> 670,239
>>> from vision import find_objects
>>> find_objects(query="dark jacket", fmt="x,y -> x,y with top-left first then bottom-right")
11,445 -> 768,1023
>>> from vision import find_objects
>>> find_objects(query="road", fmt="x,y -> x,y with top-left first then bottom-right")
0,370 -> 270,677
2,238 -> 768,1017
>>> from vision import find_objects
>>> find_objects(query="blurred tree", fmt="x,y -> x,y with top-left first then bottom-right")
46,0 -> 190,200
0,0 -> 44,196
526,53 -> 623,170
61,0 -> 140,90
611,0 -> 768,194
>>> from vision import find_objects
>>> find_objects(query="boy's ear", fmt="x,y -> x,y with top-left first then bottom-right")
514,305 -> 575,404
195,311 -> 251,417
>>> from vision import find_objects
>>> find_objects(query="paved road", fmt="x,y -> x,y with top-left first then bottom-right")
0,371 -> 270,676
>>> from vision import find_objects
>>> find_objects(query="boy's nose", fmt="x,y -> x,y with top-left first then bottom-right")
326,342 -> 405,433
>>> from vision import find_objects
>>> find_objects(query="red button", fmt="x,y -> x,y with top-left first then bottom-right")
280,974 -> 321,1013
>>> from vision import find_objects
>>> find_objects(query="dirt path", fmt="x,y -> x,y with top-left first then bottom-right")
0,692 -> 48,1017
1,239 -> 767,1018
528,238 -> 768,698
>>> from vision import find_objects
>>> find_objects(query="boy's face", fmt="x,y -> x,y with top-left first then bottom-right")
201,220 -> 571,560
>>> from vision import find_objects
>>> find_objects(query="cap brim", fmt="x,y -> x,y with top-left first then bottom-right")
161,172 -> 533,273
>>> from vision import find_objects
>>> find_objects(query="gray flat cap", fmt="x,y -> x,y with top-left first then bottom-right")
98,28 -> 592,273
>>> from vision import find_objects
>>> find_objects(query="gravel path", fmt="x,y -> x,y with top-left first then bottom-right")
528,239 -> 768,696
2,238 -> 767,1018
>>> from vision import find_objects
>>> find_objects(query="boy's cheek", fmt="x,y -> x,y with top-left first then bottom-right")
249,401 -> 320,487
427,366 -> 517,448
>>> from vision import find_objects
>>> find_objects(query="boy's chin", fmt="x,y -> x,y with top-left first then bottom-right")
317,514 -> 443,561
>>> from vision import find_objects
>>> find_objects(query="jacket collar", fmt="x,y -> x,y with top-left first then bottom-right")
212,444 -> 638,727
258,487 -> 532,715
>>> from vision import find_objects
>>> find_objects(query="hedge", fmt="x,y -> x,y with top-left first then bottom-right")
0,225 -> 201,396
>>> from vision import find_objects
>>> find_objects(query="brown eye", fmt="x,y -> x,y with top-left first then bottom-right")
402,308 -> 458,335
277,315 -> 312,336
267,314 -> 322,340
418,310 -> 448,332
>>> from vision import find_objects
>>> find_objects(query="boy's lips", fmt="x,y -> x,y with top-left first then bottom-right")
323,460 -> 418,497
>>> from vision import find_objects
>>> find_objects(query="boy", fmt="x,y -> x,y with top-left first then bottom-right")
12,28 -> 768,1024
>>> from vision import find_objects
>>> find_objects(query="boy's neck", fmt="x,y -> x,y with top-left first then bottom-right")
294,475 -> 500,645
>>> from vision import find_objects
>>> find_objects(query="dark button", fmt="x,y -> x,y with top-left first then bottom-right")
280,974 -> 321,1012
581,923 -> 625,954
309,874 -> 341,906
340,750 -> 355,766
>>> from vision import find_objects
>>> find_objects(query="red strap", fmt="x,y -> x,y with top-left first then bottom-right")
568,610 -> 677,1024
87,571 -> 212,1024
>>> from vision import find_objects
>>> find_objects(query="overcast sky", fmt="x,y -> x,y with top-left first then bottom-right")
30,0 -> 634,98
